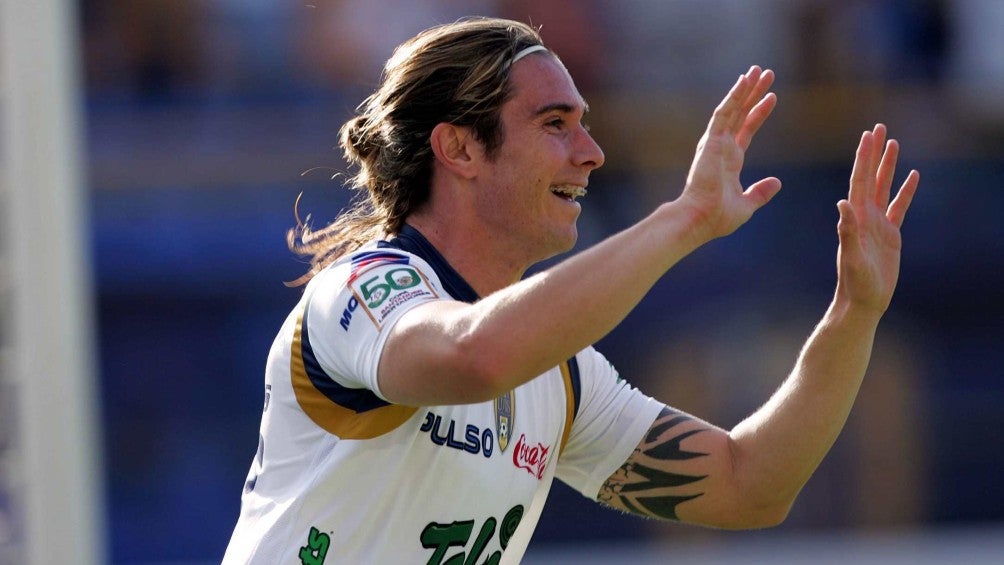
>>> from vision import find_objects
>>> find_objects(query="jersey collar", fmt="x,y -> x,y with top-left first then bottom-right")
382,224 -> 480,304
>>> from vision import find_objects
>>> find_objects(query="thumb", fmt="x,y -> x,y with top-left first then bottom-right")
836,199 -> 862,263
836,199 -> 857,239
743,177 -> 782,211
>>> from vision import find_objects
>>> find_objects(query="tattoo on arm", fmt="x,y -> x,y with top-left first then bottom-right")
597,407 -> 709,521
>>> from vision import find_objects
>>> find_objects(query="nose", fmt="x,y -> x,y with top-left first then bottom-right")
574,126 -> 605,171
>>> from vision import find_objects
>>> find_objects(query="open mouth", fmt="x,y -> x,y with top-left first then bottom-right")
550,185 -> 587,202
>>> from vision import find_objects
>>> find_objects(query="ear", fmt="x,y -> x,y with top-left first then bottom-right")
429,122 -> 482,179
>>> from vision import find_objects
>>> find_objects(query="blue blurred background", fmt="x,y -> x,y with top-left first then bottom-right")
74,0 -> 1004,562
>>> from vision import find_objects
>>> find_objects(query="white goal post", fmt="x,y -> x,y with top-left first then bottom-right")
1,0 -> 104,564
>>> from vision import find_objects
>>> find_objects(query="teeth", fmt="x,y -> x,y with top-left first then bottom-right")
550,185 -> 587,200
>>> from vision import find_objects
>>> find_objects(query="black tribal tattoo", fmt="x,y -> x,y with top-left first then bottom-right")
597,406 -> 709,521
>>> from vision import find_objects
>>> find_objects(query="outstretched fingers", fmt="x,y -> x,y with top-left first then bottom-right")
709,66 -> 767,134
740,67 -> 774,115
735,67 -> 775,149
867,124 -> 887,204
874,138 -> 900,207
850,123 -> 891,207
887,169 -> 920,228
848,129 -> 874,207
708,66 -> 777,148
849,123 -> 918,228
737,91 -> 777,151
708,74 -> 753,136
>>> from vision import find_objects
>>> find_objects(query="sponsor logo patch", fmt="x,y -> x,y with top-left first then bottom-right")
419,411 -> 494,458
348,260 -> 437,329
512,433 -> 550,480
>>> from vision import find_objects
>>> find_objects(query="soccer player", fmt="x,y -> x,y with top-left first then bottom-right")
224,17 -> 919,564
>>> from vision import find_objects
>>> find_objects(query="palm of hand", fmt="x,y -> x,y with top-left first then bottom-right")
685,129 -> 752,237
681,66 -> 781,242
837,124 -> 919,314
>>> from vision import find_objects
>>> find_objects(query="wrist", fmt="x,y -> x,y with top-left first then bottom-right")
655,198 -> 717,250
827,291 -> 886,329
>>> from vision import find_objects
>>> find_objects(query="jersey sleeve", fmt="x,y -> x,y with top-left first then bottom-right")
303,250 -> 444,401
555,347 -> 665,500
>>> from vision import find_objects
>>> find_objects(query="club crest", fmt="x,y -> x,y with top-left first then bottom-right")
494,390 -> 515,453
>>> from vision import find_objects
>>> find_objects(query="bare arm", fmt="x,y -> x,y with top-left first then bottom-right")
380,67 -> 782,405
599,125 -> 920,529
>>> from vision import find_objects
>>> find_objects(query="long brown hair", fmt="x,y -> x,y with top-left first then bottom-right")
287,17 -> 546,285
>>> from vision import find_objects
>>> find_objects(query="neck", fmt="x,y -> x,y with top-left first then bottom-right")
406,211 -> 531,297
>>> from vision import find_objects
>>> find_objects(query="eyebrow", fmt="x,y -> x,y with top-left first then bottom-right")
531,101 -> 590,118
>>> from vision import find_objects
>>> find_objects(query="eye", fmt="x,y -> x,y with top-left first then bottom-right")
545,117 -> 565,129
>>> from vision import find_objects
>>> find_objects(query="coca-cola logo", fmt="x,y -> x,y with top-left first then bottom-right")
512,433 -> 550,480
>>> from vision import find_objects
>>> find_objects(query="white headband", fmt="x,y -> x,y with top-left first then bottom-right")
511,44 -> 548,65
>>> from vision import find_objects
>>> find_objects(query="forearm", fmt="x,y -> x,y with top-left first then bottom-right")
597,123 -> 917,529
595,299 -> 885,529
726,123 -> 919,517
385,199 -> 710,404
728,297 -> 882,514
462,200 -> 710,390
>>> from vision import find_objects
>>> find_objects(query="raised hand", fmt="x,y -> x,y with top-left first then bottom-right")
836,124 -> 920,315
680,66 -> 782,242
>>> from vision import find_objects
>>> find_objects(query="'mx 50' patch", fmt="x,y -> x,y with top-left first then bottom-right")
348,260 -> 438,329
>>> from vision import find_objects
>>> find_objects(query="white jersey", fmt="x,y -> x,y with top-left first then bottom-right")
224,226 -> 664,564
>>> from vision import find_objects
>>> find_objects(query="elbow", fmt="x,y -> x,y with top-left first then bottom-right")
718,437 -> 798,530
455,362 -> 509,404
746,501 -> 793,529
710,500 -> 791,531
726,495 -> 795,530
380,303 -> 527,405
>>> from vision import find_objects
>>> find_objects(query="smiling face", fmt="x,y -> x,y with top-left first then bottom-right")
471,52 -> 605,267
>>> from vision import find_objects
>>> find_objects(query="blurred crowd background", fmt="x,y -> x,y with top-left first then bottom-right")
11,0 -> 1004,562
